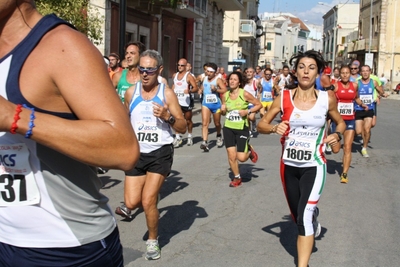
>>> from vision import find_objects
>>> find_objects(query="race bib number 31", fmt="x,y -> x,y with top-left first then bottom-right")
0,143 -> 40,206
283,138 -> 316,163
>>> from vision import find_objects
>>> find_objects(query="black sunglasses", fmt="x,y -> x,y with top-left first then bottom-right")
350,67 -> 358,70
138,66 -> 159,75
177,64 -> 186,67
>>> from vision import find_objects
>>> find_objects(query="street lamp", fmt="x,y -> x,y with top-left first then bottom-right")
319,2 -> 337,68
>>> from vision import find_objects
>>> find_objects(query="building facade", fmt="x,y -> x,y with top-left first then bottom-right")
91,0 -> 259,80
321,3 -> 359,68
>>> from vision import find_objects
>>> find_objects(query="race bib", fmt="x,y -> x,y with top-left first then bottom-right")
338,102 -> 354,115
263,91 -> 272,99
360,95 -> 373,105
175,89 -> 185,98
0,143 -> 40,206
135,122 -> 162,144
282,138 -> 316,163
205,94 -> 218,103
226,110 -> 243,122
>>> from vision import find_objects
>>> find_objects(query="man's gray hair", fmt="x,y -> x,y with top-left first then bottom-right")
141,50 -> 163,66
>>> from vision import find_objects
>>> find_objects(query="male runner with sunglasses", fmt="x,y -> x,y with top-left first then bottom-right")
118,50 -> 186,260
171,58 -> 198,147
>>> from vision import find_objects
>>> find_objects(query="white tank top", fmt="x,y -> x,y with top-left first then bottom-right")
128,82 -> 173,153
280,89 -> 329,167
244,78 -> 257,98
278,74 -> 291,90
173,72 -> 190,107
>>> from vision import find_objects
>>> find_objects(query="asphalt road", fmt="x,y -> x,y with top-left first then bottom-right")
100,96 -> 400,267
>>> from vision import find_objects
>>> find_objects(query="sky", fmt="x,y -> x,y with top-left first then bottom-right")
258,0 -> 360,25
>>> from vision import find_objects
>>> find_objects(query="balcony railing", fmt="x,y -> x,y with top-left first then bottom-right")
127,0 -> 207,18
238,19 -> 256,39
212,0 -> 244,11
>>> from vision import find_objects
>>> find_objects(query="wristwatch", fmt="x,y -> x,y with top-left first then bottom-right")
166,115 -> 176,124
335,132 -> 343,141
248,110 -> 252,115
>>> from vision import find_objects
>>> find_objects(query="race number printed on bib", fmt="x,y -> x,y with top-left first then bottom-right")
135,122 -> 162,144
360,95 -> 373,105
338,102 -> 354,115
263,91 -> 272,99
175,89 -> 185,98
283,138 -> 316,163
0,143 -> 40,206
226,110 -> 243,122
205,94 -> 218,103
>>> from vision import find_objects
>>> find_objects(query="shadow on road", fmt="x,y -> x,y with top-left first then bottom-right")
99,175 -> 121,189
228,164 -> 265,181
262,214 -> 323,264
142,200 -> 208,248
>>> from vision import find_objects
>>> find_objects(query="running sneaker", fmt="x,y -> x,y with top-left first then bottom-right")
97,167 -> 108,174
173,138 -> 182,148
248,144 -> 258,163
200,141 -> 209,152
187,137 -> 193,146
115,204 -> 133,219
145,240 -> 161,260
249,130 -> 253,138
361,147 -> 369,158
229,178 -> 242,188
340,173 -> 348,184
313,207 -> 321,238
216,136 -> 223,147
325,144 -> 332,152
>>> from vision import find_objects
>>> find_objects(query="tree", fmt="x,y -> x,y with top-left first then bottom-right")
36,0 -> 104,45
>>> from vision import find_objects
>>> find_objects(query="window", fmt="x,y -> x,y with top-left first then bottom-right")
342,37 -> 345,44
266,42 -> 271,51
162,36 -> 171,78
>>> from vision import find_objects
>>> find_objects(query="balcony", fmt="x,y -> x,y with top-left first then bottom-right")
213,0 -> 244,11
238,19 -> 256,39
350,38 -> 379,53
126,0 -> 207,18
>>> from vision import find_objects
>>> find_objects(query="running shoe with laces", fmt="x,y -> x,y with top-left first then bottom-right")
248,144 -> 258,163
229,178 -> 242,188
200,141 -> 209,152
173,138 -> 182,148
115,204 -> 133,219
340,173 -> 348,184
145,240 -> 161,260
187,137 -> 193,146
361,147 -> 369,158
313,207 -> 321,238
216,136 -> 223,147
325,144 -> 332,152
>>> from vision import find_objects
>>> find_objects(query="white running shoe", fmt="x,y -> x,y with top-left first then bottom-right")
216,136 -> 223,147
187,137 -> 193,146
325,144 -> 332,152
145,240 -> 161,260
173,138 -> 182,148
313,207 -> 321,238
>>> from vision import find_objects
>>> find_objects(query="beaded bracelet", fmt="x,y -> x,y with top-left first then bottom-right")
271,124 -> 278,133
23,104 -> 35,139
10,104 -> 23,134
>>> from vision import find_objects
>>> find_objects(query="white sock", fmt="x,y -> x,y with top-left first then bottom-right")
176,134 -> 181,140
188,133 -> 192,138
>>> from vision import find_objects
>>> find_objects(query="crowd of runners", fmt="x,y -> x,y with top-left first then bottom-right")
1,3 -> 389,265
105,42 -> 388,266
